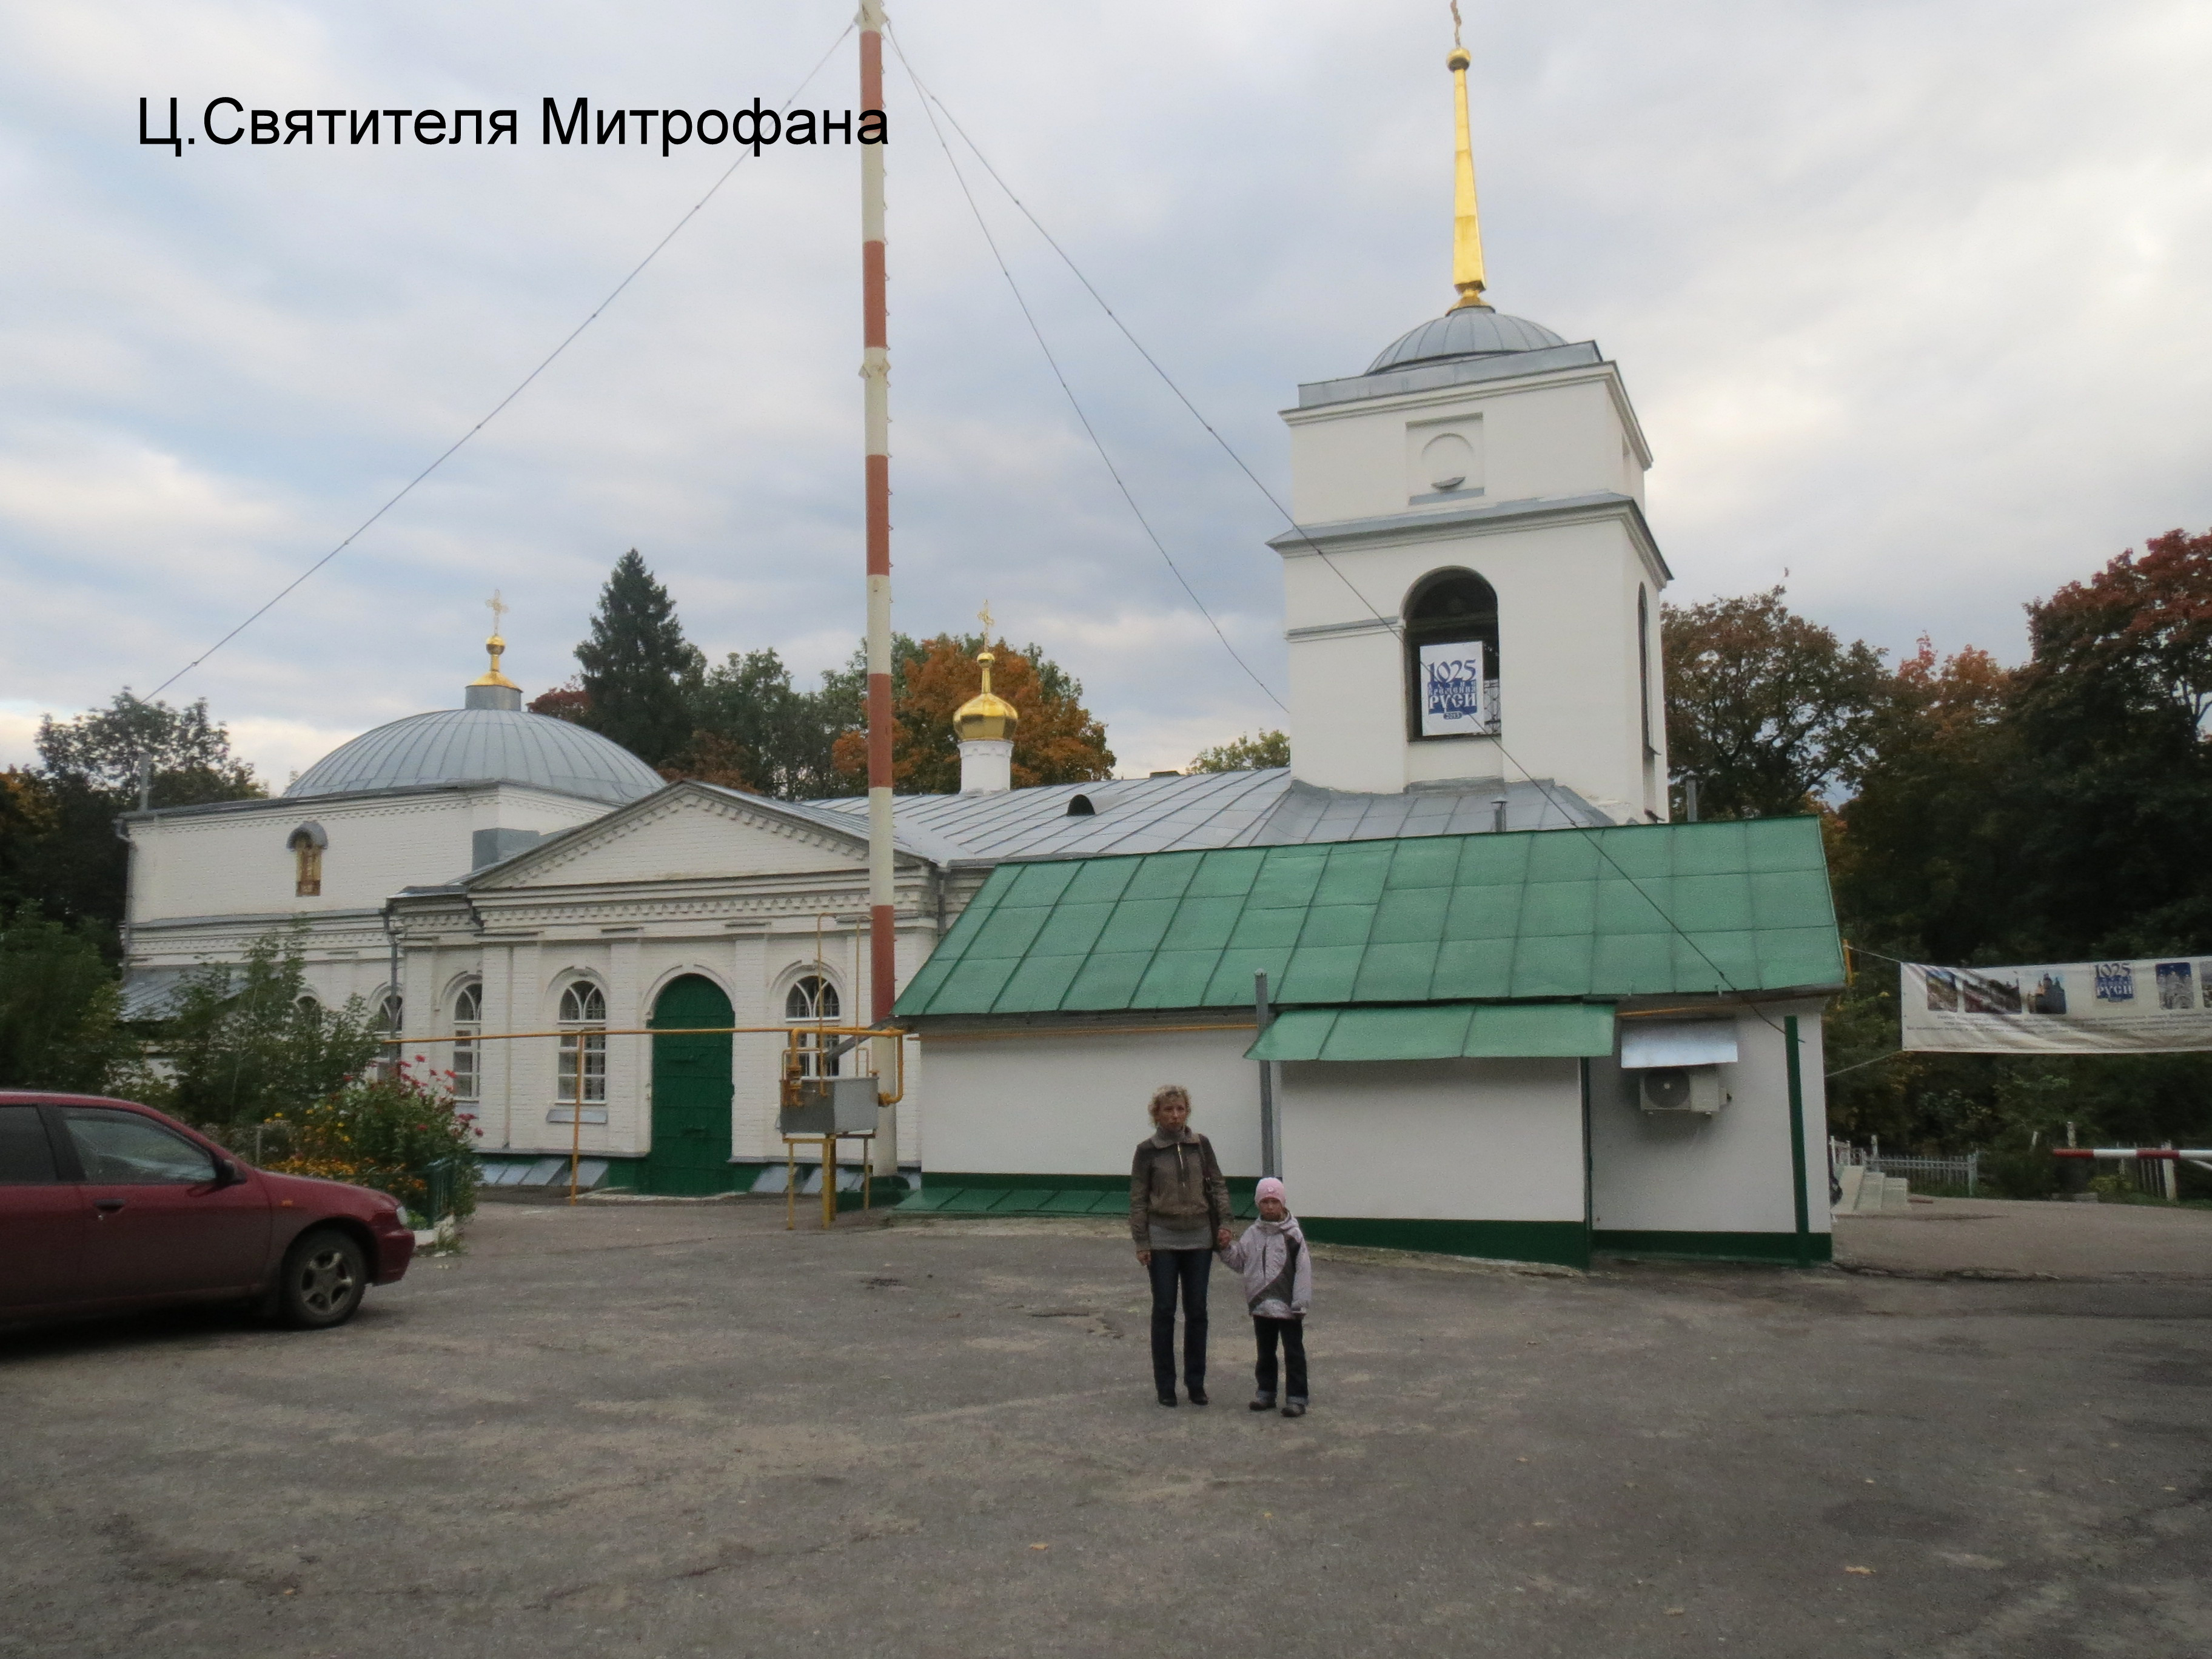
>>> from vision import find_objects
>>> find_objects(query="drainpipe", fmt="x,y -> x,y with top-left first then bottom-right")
1785,1014 -> 1811,1267
1255,971 -> 1279,1179
379,899 -> 403,1078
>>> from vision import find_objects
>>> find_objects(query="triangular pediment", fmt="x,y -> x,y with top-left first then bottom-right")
468,784 -> 874,891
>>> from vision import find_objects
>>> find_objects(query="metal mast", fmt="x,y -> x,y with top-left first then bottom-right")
859,0 -> 897,1170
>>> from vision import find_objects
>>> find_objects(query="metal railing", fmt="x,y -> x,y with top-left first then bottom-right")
1830,1140 -> 1980,1195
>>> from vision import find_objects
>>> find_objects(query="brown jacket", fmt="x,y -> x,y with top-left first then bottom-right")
1128,1128 -> 1232,1250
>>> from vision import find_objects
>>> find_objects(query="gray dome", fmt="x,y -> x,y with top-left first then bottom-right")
286,708 -> 663,805
1367,306 -> 1567,374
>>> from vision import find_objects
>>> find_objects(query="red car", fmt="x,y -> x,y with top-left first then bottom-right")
0,1092 -> 414,1330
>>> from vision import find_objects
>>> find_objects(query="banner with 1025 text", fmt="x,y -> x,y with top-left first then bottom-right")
1901,956 -> 2212,1054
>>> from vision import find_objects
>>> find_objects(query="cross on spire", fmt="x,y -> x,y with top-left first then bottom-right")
472,589 -> 518,689
977,600 -> 994,638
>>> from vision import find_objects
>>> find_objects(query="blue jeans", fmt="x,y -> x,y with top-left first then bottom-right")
1147,1248 -> 1212,1395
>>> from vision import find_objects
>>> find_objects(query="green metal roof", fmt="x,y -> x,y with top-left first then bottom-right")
893,817 -> 1843,1020
1247,1002 -> 1618,1062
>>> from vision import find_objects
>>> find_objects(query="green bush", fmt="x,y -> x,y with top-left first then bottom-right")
264,1065 -> 481,1223
152,929 -> 383,1127
1978,1145 -> 2061,1199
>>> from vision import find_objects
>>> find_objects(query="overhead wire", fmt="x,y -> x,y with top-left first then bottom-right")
888,30 -> 1784,1031
144,20 -> 858,702
890,41 -> 1285,714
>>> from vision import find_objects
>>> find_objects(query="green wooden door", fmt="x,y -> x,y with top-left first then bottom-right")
647,976 -> 734,1195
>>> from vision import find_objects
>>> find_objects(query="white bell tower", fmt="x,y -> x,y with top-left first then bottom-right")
1274,30 -> 1669,824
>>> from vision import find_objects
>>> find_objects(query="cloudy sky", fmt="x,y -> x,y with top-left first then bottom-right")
4,0 -> 2208,786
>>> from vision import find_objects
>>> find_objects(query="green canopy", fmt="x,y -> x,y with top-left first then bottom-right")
1245,1002 -> 1617,1063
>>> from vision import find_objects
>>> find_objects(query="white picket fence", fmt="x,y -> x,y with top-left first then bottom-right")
1829,1139 -> 1979,1195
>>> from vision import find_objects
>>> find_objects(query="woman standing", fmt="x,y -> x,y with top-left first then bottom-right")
1130,1084 -> 1233,1406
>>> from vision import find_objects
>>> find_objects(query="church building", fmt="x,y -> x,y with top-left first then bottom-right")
118,36 -> 1842,1264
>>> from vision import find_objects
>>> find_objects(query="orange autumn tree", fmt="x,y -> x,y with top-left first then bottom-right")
830,634 -> 1113,794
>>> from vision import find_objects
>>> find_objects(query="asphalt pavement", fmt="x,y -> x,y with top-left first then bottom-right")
4,1198 -> 2207,1658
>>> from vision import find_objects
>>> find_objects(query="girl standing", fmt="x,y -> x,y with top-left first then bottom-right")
1219,1176 -> 1312,1416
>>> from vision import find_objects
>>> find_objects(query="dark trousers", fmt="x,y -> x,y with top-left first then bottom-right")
1253,1315 -> 1308,1401
1147,1248 -> 1212,1393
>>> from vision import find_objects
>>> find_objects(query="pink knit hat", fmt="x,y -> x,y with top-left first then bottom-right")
1255,1177 -> 1287,1205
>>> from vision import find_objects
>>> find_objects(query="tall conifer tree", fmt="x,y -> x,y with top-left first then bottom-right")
573,551 -> 699,769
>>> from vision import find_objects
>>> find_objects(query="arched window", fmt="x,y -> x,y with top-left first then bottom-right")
452,984 -> 481,1104
1404,569 -> 1501,739
557,982 -> 607,1106
377,991 -> 403,1035
785,974 -> 841,1077
287,822 -> 327,896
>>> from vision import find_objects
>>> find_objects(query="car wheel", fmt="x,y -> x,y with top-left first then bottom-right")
277,1228 -> 367,1329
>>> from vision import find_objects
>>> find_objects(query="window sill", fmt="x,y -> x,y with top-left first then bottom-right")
548,1107 -> 609,1124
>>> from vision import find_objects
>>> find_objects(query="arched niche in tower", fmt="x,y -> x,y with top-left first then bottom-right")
1403,568 -> 1500,740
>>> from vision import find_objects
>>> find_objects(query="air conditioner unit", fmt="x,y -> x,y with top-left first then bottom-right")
1638,1065 -> 1727,1115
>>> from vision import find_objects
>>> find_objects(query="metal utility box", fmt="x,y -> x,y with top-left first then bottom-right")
779,1075 -> 880,1137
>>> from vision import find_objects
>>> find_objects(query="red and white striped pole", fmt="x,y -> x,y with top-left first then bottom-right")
860,0 -> 897,1173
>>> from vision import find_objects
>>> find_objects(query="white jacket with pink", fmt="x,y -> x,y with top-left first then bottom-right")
1220,1215 -> 1312,1320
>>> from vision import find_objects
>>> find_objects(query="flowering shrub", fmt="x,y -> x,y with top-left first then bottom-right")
264,1061 -> 482,1223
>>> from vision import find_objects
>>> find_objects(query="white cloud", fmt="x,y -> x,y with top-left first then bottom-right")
0,0 -> 2205,789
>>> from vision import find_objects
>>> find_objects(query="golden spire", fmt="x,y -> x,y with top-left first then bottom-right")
1447,1 -> 1488,310
953,606 -> 1018,743
470,589 -> 519,689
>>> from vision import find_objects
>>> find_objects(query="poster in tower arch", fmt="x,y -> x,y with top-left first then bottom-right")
1900,956 -> 2212,1054
1418,640 -> 1487,736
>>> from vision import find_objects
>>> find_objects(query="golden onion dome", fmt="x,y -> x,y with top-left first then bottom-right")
953,649 -> 1019,743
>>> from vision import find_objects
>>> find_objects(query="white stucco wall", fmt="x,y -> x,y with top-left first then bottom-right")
1277,1056 -> 1586,1222
1587,1000 -> 1831,1239
919,1027 -> 1263,1178
126,785 -> 609,924
1276,358 -> 1666,818
1281,511 -> 1664,814
1285,366 -> 1647,526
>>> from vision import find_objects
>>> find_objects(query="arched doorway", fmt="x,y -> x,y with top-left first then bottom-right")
647,975 -> 734,1195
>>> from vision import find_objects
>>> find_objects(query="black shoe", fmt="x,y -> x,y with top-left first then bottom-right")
1187,1386 -> 1209,1406
1249,1395 -> 1276,1412
1281,1399 -> 1307,1418
1158,1392 -> 1178,1407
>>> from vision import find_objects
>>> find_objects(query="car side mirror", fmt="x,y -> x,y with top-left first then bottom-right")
212,1158 -> 242,1188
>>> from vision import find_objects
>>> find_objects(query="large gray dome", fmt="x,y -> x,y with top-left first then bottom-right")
286,707 -> 663,805
1367,306 -> 1567,374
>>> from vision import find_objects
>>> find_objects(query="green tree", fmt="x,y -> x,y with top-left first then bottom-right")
1831,640 -> 2017,965
1188,731 -> 1290,773
677,648 -> 850,799
2002,529 -> 2212,958
0,910 -> 133,1093
152,930 -> 383,1130
573,551 -> 702,770
12,692 -> 263,940
1662,587 -> 1886,819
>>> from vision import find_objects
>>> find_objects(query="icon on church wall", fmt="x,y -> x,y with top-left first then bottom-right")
1418,641 -> 1486,736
